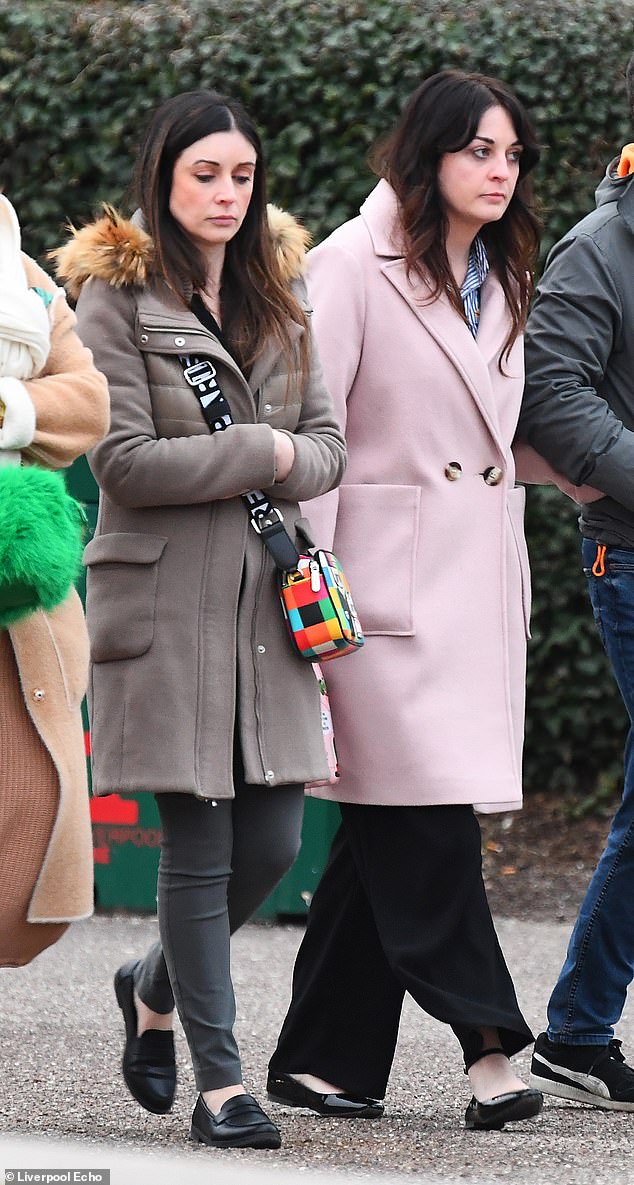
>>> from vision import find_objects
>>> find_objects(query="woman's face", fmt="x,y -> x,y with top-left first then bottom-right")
169,129 -> 257,256
437,105 -> 523,238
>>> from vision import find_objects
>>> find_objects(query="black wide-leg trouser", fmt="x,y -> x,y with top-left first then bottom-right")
269,802 -> 533,1099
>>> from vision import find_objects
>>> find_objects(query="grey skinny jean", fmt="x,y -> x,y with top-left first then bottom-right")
134,779 -> 304,1091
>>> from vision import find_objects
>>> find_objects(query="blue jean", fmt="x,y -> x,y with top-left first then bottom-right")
547,537 -> 634,1046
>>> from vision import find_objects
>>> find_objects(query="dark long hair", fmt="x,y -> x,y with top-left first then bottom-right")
371,70 -> 541,361
132,90 -> 309,381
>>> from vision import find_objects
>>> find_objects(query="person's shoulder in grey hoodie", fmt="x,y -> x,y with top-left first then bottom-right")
559,152 -> 634,252
516,65 -> 634,525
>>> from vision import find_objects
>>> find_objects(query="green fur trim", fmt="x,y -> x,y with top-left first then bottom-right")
0,467 -> 85,627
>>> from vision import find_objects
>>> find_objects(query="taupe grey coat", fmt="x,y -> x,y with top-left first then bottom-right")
56,208 -> 346,800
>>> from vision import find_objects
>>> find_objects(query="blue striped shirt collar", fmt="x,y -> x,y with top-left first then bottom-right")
460,236 -> 489,337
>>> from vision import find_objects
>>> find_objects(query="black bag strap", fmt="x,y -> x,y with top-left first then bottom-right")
180,352 -> 301,572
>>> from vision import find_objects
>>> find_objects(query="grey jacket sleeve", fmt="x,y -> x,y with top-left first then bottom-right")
518,231 -> 634,510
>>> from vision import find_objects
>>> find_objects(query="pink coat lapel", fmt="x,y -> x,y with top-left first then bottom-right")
360,181 -> 510,452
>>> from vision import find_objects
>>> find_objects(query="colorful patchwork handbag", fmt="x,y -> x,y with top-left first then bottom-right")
279,549 -> 363,662
179,348 -> 364,663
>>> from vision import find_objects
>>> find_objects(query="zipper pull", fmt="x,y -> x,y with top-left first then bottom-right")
309,560 -> 321,593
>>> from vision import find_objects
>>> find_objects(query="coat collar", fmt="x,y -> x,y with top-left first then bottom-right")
359,178 -> 406,258
618,171 -> 634,237
359,180 -> 513,451
53,203 -> 310,297
135,280 -> 303,399
55,206 -> 308,398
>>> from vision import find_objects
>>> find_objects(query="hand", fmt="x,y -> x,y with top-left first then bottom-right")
0,378 -> 35,448
272,429 -> 295,483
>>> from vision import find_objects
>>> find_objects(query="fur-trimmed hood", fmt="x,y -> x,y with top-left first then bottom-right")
52,204 -> 311,300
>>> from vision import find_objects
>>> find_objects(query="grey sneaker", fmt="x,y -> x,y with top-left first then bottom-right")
529,1033 -> 634,1111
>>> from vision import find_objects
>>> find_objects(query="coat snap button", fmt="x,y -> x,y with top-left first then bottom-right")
174,336 -> 186,347
33,688 -> 46,701
265,770 -> 275,782
264,403 -> 273,414
444,461 -> 462,481
483,466 -> 503,486
140,333 -> 149,344
257,644 -> 266,654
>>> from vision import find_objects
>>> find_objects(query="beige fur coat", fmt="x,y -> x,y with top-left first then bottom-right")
0,248 -> 108,963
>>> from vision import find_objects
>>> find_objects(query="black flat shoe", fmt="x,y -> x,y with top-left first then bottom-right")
114,960 -> 176,1114
266,1071 -> 384,1118
465,1087 -> 543,1131
190,1093 -> 281,1149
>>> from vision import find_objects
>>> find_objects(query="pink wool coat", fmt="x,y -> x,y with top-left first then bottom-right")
305,180 -> 547,812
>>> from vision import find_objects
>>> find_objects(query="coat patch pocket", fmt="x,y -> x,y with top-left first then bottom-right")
83,533 -> 168,662
332,484 -> 421,635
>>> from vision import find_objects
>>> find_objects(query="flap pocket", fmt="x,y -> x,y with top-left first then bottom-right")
333,484 -> 421,635
84,533 -> 168,661
83,533 -> 167,567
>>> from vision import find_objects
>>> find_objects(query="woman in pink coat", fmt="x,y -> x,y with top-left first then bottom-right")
267,70 -> 544,1131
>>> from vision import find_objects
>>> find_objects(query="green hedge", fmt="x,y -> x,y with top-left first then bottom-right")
1,0 -> 633,806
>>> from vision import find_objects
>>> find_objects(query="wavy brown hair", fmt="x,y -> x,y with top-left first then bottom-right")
132,90 -> 309,385
371,70 -> 541,363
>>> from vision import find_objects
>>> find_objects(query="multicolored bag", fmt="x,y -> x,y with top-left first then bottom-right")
280,549 -> 364,662
179,348 -> 364,663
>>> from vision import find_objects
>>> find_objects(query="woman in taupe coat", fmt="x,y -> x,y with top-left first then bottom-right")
54,90 -> 345,1151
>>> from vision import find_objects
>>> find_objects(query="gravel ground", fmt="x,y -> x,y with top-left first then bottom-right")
1,912 -> 634,1185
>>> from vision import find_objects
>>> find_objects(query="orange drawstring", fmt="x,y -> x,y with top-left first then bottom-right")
592,543 -> 607,577
617,144 -> 634,177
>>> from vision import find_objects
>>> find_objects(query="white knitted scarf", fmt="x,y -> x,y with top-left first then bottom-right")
0,195 -> 50,381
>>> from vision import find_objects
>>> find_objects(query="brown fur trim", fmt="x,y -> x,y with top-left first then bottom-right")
53,203 -> 309,297
50,205 -> 154,300
267,204 -> 311,281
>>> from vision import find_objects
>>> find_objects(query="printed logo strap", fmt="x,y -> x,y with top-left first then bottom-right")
180,353 -> 300,571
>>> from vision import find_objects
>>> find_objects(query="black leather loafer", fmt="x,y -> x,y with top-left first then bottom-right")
190,1093 -> 281,1149
465,1087 -> 543,1131
114,960 -> 176,1114
266,1071 -> 384,1118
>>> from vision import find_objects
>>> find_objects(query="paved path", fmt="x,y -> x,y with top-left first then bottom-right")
1,914 -> 633,1184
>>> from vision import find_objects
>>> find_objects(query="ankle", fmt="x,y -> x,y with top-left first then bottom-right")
468,1052 -> 527,1103
291,1072 -> 345,1094
202,1084 -> 246,1115
135,993 -> 174,1036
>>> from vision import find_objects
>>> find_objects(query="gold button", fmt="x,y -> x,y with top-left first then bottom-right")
444,462 -> 462,481
483,466 -> 503,486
